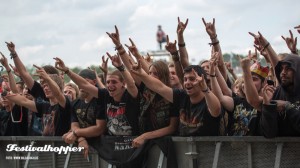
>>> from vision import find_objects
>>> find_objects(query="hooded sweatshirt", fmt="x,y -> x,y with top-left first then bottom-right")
261,54 -> 300,138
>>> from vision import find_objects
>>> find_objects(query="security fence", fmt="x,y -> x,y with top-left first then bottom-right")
0,136 -> 299,168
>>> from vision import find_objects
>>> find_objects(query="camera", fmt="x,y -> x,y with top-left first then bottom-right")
267,79 -> 274,86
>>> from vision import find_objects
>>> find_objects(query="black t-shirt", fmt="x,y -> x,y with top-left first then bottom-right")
139,83 -> 179,133
98,88 -> 140,136
173,89 -> 221,136
35,97 -> 71,136
226,96 -> 261,136
71,98 -> 106,128
28,80 -> 47,100
1,105 -> 28,136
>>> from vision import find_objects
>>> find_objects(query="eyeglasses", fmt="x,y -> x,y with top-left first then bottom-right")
10,107 -> 23,123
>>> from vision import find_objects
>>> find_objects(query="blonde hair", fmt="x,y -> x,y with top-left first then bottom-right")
64,82 -> 79,98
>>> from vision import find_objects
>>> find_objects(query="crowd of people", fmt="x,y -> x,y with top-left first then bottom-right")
0,17 -> 299,167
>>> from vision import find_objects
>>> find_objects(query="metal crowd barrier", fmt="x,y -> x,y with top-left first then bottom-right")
0,136 -> 300,168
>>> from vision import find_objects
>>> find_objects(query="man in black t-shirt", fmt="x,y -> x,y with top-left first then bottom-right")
5,66 -> 71,136
54,56 -> 140,136
131,63 -> 221,136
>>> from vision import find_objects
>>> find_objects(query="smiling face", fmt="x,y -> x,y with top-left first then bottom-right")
183,71 -> 200,96
106,75 -> 125,99
64,85 -> 77,101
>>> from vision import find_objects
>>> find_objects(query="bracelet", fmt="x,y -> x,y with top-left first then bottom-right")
202,88 -> 210,93
72,130 -> 78,137
118,49 -> 126,55
209,41 -> 219,46
178,43 -> 185,47
116,64 -> 125,72
64,68 -> 70,74
115,44 -> 122,51
7,69 -> 12,73
209,74 -> 218,77
10,52 -> 18,59
210,34 -> 217,40
262,42 -> 270,51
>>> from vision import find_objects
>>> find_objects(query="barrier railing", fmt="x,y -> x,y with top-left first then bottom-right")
1,136 -> 300,168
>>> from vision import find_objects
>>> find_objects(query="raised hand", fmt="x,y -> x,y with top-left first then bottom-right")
130,59 -> 143,76
107,52 -> 122,68
106,25 -> 121,46
262,84 -> 276,105
239,52 -> 251,70
192,69 -> 207,90
33,64 -> 50,81
281,30 -> 298,53
209,57 -> 218,76
202,18 -> 216,38
0,52 -> 9,69
53,57 -> 69,72
295,25 -> 300,34
177,17 -> 188,35
125,38 -> 139,56
165,35 -> 177,54
249,49 -> 258,60
144,53 -> 152,64
99,55 -> 108,74
249,32 -> 269,52
9,64 -> 20,77
5,42 -> 16,53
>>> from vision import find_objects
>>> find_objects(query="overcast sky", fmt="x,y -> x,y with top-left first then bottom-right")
1,0 -> 299,68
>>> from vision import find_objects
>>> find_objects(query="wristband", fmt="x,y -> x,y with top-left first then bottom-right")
209,41 -> 219,46
10,52 -> 18,59
64,69 -> 70,74
202,88 -> 210,93
178,43 -> 185,47
209,74 -> 218,77
115,44 -> 122,51
116,64 -> 125,72
262,42 -> 270,51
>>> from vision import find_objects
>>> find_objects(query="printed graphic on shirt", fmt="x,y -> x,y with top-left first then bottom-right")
233,103 -> 257,136
140,88 -> 170,131
76,105 -> 95,128
42,110 -> 55,136
106,102 -> 132,136
179,108 -> 203,135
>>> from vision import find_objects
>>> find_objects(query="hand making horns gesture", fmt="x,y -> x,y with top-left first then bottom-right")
177,17 -> 189,36
165,35 -> 177,54
106,25 -> 121,46
202,18 -> 217,38
125,38 -> 139,56
107,52 -> 122,68
281,30 -> 298,53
